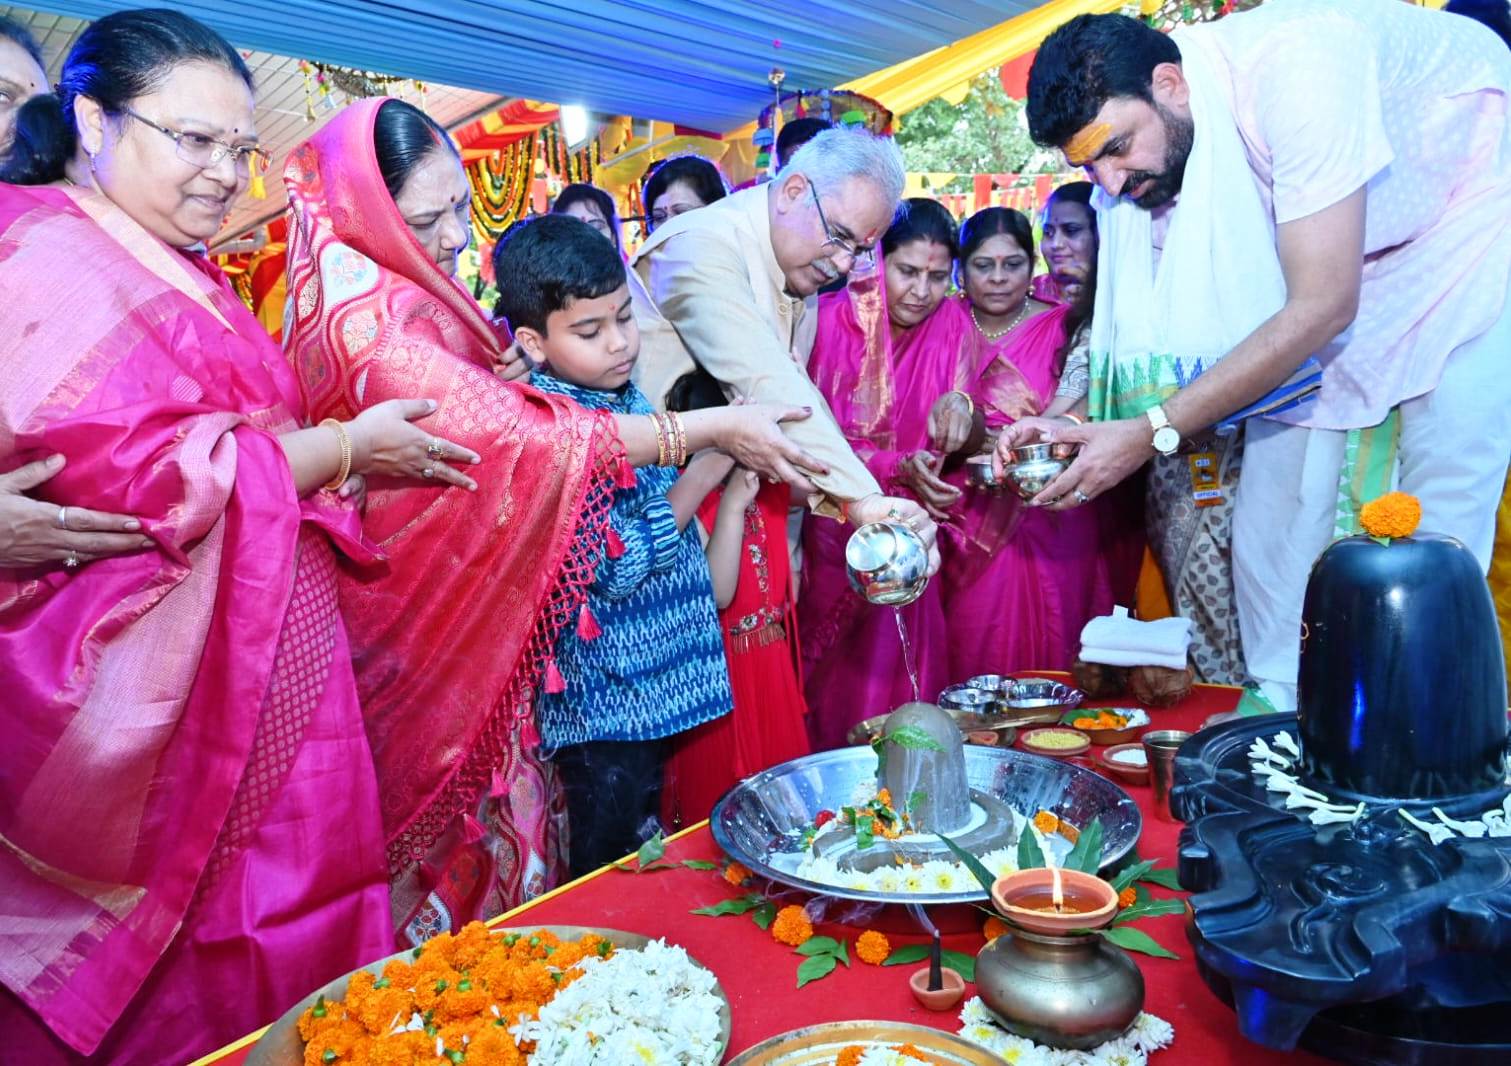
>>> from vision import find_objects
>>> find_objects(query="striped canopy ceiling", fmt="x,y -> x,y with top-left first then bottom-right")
13,1 -> 1040,132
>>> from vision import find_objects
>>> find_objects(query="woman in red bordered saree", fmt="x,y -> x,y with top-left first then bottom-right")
283,97 -> 822,943
0,13 -> 479,1064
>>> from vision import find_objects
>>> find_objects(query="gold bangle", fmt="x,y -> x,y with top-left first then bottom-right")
652,412 -> 670,467
1059,412 -> 1085,426
320,418 -> 352,491
670,411 -> 688,467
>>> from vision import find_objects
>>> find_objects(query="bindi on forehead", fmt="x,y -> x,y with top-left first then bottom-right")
1062,122 -> 1112,168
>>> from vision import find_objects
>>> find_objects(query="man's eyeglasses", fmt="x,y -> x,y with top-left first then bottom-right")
808,181 -> 875,268
117,107 -> 270,174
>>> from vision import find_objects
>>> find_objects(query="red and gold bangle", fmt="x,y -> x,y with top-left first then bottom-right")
1059,412 -> 1085,426
652,412 -> 669,467
670,411 -> 689,467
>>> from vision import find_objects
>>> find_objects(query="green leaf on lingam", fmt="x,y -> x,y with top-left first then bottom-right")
856,817 -> 875,850
907,789 -> 927,813
796,954 -> 838,988
936,831 -> 999,895
1063,817 -> 1105,875
883,725 -> 946,752
1101,924 -> 1180,959
1017,825 -> 1047,870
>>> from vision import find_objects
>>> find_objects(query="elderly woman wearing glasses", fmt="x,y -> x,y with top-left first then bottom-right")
630,125 -> 940,568
0,10 -> 474,1062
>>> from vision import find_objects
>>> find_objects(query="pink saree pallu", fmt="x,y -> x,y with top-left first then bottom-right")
0,183 -> 391,1064
282,99 -> 628,942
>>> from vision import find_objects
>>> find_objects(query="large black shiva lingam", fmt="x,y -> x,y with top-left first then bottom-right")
1172,529 -> 1511,1063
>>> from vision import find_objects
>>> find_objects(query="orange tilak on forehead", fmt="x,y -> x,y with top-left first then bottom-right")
1063,122 -> 1112,168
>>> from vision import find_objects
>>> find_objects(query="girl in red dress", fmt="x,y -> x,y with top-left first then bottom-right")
661,372 -> 812,827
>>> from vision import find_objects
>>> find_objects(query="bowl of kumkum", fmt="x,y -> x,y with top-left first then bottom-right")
1060,707 -> 1151,746
245,922 -> 730,1066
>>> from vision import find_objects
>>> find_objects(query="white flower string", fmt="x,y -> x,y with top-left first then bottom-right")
956,997 -> 1174,1064
1248,730 -> 1511,842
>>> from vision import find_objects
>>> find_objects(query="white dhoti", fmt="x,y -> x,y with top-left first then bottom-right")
1233,291 -> 1511,712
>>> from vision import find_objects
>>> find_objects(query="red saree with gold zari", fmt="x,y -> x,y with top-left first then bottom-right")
0,182 -> 391,1063
282,98 -> 627,942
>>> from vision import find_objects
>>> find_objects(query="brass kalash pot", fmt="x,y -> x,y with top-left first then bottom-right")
975,868 -> 1144,1049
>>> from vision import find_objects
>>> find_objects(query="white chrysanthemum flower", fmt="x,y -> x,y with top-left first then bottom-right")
1092,1036 -> 1148,1066
1130,1012 -> 1175,1050
901,869 -> 928,894
931,865 -> 963,892
874,868 -> 902,893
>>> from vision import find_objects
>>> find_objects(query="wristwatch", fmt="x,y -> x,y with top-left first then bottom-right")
1146,404 -> 1180,456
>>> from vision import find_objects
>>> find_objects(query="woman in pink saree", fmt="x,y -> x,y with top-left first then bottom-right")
801,199 -> 969,748
282,98 -> 823,938
0,12 -> 478,1063
943,207 -> 1142,677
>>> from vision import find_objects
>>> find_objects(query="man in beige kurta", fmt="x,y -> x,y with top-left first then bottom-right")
630,128 -> 930,545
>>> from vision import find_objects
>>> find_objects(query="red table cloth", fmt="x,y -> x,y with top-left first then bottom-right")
197,681 -> 1331,1065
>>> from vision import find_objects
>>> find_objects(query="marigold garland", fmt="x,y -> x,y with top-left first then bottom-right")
1359,491 -> 1422,539
771,904 -> 814,946
856,929 -> 891,965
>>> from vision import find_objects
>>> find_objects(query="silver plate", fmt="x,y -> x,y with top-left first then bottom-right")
710,746 -> 1141,905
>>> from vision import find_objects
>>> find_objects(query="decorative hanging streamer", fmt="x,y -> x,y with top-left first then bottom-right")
467,135 -> 538,247
247,153 -> 267,200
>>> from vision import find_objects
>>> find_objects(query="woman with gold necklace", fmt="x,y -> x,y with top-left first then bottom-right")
939,206 -> 1132,678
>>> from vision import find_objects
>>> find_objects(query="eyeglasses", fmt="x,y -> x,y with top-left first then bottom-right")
808,181 -> 875,268
116,107 -> 270,174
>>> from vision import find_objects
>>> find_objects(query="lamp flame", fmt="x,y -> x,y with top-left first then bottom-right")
1050,864 -> 1064,913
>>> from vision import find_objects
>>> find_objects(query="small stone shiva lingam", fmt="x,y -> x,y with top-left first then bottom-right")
975,864 -> 1145,1048
811,702 -> 1020,872
1174,494 -> 1511,1062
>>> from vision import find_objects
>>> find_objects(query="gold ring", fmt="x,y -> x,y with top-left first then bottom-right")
425,438 -> 445,460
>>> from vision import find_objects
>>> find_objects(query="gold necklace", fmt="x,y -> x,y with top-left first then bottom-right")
971,297 -> 1033,340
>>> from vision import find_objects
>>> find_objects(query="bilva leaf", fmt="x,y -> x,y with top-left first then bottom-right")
751,902 -> 778,930
1109,859 -> 1156,894
796,954 -> 838,988
941,949 -> 976,982
936,832 -> 998,895
1101,925 -> 1180,959
634,832 -> 666,869
690,894 -> 764,917
681,859 -> 719,871
882,943 -> 931,966
795,936 -> 842,957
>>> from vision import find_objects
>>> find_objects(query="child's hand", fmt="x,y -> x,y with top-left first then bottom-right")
721,466 -> 761,511
688,449 -> 736,481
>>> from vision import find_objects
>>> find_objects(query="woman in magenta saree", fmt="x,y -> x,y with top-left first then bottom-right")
801,199 -> 966,748
0,13 -> 468,1062
944,207 -> 1141,677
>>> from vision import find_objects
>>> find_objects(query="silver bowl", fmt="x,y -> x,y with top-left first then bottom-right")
1003,677 -> 1085,711
1002,441 -> 1079,501
965,454 -> 1001,490
845,521 -> 930,606
710,746 -> 1141,905
965,674 -> 1011,694
940,684 -> 1000,714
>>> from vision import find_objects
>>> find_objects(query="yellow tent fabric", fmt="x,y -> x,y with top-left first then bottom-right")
1492,475 -> 1511,699
842,0 -> 1125,117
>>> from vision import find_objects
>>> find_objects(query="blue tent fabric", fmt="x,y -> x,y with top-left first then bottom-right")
25,0 -> 1035,131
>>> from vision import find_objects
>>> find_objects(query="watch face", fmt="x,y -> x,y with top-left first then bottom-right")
1153,426 -> 1180,454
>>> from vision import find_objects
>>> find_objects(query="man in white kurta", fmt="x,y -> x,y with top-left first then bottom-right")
1010,0 -> 1511,710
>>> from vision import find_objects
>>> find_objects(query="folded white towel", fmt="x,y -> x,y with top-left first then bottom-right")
1079,606 -> 1191,669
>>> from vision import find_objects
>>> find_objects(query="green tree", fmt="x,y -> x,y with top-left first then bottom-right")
893,72 -> 1059,186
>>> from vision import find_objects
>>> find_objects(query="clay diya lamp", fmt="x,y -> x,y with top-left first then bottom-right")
990,866 -> 1118,934
909,930 -> 967,1011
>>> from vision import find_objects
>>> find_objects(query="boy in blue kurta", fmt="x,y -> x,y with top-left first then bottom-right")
493,214 -> 733,877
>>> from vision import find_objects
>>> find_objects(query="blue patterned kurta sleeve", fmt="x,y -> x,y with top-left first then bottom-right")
592,491 -> 682,600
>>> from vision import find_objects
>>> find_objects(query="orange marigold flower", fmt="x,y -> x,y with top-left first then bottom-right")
876,788 -> 893,808
1359,491 -> 1422,539
983,915 -> 1009,942
1118,886 -> 1138,909
893,1045 -> 931,1061
856,930 -> 891,965
771,904 -> 814,946
837,1048 -> 866,1066
724,861 -> 753,886
1033,810 -> 1059,834
1059,821 -> 1081,844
